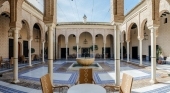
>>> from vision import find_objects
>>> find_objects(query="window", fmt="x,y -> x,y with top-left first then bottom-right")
164,18 -> 168,24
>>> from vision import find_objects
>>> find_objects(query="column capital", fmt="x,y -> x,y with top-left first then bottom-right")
113,24 -> 122,31
10,27 -> 21,33
42,40 -> 45,43
138,36 -> 144,41
148,26 -> 159,30
46,23 -> 56,28
28,39 -> 33,41
126,40 -> 130,43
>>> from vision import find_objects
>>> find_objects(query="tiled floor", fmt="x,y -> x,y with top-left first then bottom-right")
0,59 -> 170,93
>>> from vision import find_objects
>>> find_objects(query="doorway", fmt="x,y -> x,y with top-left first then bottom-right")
9,39 -> 13,59
81,48 -> 90,57
132,46 -> 138,59
23,41 -> 28,57
102,47 -> 110,58
61,48 -> 69,58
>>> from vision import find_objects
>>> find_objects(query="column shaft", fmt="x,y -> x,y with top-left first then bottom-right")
48,26 -> 53,83
66,44 -> 68,59
150,27 -> 157,84
104,43 -> 106,59
114,25 -> 120,86
13,28 -> 20,83
42,42 -> 45,63
139,39 -> 143,66
127,41 -> 130,62
93,43 -> 95,58
77,44 -> 79,58
121,42 -> 123,60
28,40 -> 32,66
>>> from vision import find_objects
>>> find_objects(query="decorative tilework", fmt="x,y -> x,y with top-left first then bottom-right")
18,62 -> 78,84
141,85 -> 170,93
0,85 -> 27,93
94,65 -> 160,84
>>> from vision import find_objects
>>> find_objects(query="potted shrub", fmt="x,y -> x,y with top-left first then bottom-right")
90,45 -> 98,51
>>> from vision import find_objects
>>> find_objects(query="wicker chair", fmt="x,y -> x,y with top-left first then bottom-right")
104,73 -> 133,93
21,55 -> 28,63
40,74 -> 69,93
95,53 -> 100,58
72,53 -> 76,58
0,56 -> 6,69
31,54 -> 35,61
76,68 -> 95,84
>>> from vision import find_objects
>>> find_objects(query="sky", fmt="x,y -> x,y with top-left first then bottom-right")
27,0 -> 141,22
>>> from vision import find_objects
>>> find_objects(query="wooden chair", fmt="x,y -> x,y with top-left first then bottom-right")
31,54 -> 35,61
76,68 -> 95,84
35,54 -> 40,60
21,55 -> 28,63
40,74 -> 69,93
105,53 -> 109,58
104,73 -> 133,93
72,53 -> 76,58
95,53 -> 100,58
0,56 -> 6,69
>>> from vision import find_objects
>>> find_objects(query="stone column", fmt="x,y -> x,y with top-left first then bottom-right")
47,25 -> 54,83
149,26 -> 158,84
42,41 -> 45,63
127,41 -> 130,62
114,25 -> 120,86
139,38 -> 143,66
121,41 -> 124,60
104,43 -> 106,59
66,44 -> 68,60
28,39 -> 32,66
12,28 -> 20,83
77,43 -> 79,58
93,43 -> 95,58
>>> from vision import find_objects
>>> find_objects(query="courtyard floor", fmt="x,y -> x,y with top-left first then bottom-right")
0,59 -> 170,93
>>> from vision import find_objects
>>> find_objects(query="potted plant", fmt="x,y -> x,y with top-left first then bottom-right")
90,45 -> 98,51
73,46 -> 80,51
156,46 -> 162,63
31,48 -> 35,54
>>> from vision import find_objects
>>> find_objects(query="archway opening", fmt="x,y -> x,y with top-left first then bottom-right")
58,34 -> 66,59
95,34 -> 103,58
68,34 -> 76,58
79,32 -> 92,57
129,23 -> 139,60
32,23 -> 41,58
106,34 -> 113,59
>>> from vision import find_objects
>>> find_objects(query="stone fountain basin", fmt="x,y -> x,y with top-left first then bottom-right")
76,58 -> 95,66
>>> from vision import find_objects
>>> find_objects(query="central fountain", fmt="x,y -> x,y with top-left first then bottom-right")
68,53 -> 102,70
76,58 -> 94,66
76,52 -> 94,66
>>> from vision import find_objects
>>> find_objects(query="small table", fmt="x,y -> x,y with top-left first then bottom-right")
67,84 -> 106,93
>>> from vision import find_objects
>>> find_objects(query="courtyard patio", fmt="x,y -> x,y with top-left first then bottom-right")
0,59 -> 170,93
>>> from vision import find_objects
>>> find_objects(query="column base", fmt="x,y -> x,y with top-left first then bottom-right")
42,62 -> 45,64
150,79 -> 157,84
28,65 -> 32,67
12,79 -> 20,84
139,64 -> 143,66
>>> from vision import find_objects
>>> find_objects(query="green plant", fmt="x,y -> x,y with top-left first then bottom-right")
90,45 -> 98,51
156,46 -> 162,60
73,46 -> 80,51
31,48 -> 35,53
